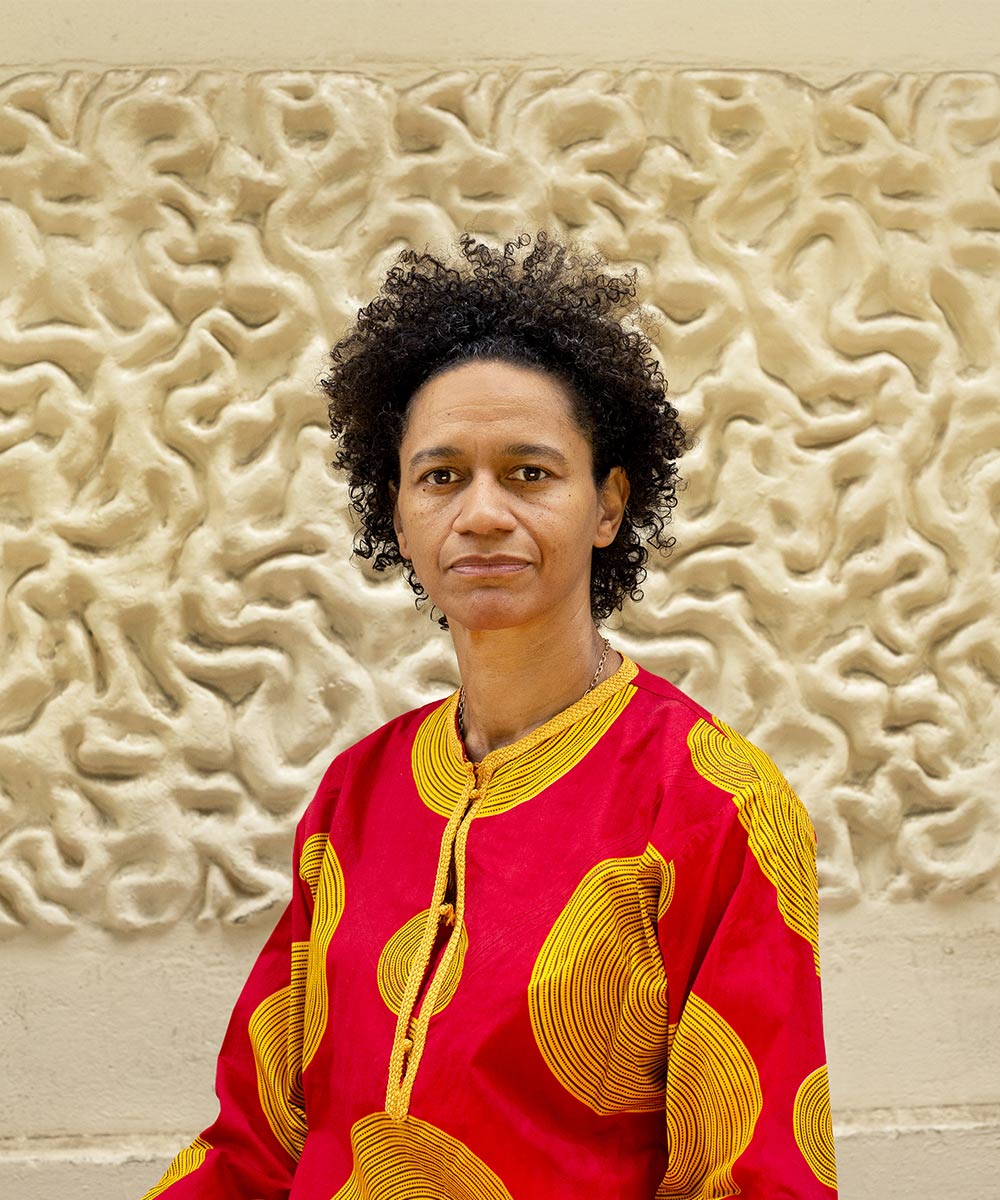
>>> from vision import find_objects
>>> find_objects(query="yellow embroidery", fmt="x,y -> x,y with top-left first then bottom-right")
332,1111 -> 513,1199
413,657 -> 639,818
139,1136 -> 212,1200
794,1065 -> 838,1189
303,835 -> 346,1068
411,695 -> 469,815
529,843 -> 673,1113
687,717 -> 821,974
657,994 -> 762,1200
247,940 -> 309,1160
377,907 -> 469,1016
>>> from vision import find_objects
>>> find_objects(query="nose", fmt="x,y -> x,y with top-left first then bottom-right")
451,470 -> 518,535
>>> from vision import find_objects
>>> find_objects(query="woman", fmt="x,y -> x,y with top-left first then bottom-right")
141,233 -> 837,1198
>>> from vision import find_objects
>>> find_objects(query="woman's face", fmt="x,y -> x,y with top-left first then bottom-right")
391,359 -> 628,633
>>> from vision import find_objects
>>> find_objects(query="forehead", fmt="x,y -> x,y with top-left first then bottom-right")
402,360 -> 583,442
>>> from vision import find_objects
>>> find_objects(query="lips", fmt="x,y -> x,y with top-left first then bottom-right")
450,556 -> 530,575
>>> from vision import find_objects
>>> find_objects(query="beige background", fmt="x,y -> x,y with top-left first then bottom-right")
1,4 -> 999,1198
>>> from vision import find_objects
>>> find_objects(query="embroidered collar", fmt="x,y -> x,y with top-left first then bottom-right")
412,652 -> 639,818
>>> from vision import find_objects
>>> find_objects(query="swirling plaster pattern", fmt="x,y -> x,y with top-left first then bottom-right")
0,69 -> 998,932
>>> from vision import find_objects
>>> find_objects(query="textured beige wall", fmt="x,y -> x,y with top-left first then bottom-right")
1,9 -> 999,1198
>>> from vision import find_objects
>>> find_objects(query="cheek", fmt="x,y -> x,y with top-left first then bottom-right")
537,503 -> 596,566
402,501 -> 449,565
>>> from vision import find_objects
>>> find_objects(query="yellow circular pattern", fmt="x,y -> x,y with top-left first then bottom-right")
377,907 -> 469,1017
300,833 -> 346,1069
657,994 -> 763,1199
332,1111 -> 513,1199
247,940 -> 309,1160
139,1136 -> 212,1200
687,716 -> 821,974
529,843 -> 674,1113
794,1065 -> 838,1189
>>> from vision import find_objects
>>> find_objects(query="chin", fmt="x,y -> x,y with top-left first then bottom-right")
437,593 -> 539,633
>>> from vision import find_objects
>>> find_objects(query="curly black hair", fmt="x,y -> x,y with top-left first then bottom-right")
322,231 -> 687,628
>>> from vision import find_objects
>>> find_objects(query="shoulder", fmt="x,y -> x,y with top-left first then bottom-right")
341,691 -> 453,767
617,658 -> 718,774
626,657 -> 795,793
623,658 -> 743,795
626,656 -> 813,844
296,691 -> 454,834
627,658 -> 715,725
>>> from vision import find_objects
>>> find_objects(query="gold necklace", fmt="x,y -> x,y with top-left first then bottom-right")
457,636 -> 611,737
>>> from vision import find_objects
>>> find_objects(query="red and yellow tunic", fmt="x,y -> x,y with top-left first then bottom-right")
141,653 -> 837,1199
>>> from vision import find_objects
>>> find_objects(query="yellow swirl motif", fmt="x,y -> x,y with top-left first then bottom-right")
247,940 -> 310,1160
302,833 -> 346,1069
657,994 -> 762,1200
139,1136 -> 211,1200
794,1065 -> 838,1189
377,907 -> 469,1017
687,717 -> 820,974
529,843 -> 674,1113
332,1111 -> 513,1199
299,831 -> 328,901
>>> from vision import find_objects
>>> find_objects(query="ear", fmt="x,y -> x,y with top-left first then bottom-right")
389,480 -> 411,560
594,466 -> 630,548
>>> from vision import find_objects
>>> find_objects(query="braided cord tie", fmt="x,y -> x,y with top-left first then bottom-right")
384,771 -> 487,1120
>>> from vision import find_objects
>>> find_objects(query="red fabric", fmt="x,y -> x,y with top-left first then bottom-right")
141,659 -> 837,1199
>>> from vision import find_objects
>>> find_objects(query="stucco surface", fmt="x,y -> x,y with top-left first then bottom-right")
1,64 -> 998,1199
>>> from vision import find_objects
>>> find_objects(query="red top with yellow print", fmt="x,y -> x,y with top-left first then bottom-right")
141,653 -> 838,1199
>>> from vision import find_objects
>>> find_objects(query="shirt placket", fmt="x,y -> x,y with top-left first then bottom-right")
384,759 -> 491,1121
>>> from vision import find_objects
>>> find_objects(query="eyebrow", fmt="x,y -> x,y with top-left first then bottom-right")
407,443 -> 570,471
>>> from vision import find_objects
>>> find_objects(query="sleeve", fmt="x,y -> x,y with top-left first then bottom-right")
653,715 -> 838,1199
139,769 -> 338,1200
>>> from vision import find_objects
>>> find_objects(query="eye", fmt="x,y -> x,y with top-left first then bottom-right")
512,465 -> 548,482
422,468 -> 459,485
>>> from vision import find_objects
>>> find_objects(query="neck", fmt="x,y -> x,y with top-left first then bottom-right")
448,601 -> 621,762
